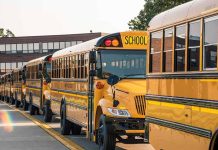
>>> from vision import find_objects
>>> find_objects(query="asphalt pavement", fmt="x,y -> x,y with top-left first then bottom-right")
0,101 -> 68,150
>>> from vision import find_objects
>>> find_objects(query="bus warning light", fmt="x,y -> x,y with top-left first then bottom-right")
105,39 -> 112,47
112,39 -> 119,47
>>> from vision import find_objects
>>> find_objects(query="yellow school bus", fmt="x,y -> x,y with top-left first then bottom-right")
145,0 -> 218,150
47,31 -> 148,149
4,72 -> 12,103
11,67 -> 25,108
0,75 -> 4,101
25,55 -> 52,115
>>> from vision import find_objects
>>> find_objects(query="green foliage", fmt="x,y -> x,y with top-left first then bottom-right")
0,28 -> 15,37
128,0 -> 191,30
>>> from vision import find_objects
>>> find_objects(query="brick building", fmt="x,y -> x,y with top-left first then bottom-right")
0,33 -> 104,75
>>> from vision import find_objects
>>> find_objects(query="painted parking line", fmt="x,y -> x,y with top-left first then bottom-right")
5,102 -> 84,150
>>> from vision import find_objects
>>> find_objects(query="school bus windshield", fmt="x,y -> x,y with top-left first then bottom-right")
97,50 -> 146,79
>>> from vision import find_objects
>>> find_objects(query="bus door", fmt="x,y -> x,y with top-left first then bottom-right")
39,63 -> 43,110
88,50 -> 97,140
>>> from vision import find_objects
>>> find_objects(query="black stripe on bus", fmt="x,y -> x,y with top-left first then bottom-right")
51,98 -> 87,111
51,78 -> 88,82
145,117 -> 212,139
147,72 -> 218,79
26,85 -> 41,90
145,95 -> 218,109
51,88 -> 88,96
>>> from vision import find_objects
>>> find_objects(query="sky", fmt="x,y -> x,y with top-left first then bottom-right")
0,0 -> 144,36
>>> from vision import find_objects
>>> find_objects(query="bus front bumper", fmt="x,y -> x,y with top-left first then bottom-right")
106,117 -> 145,135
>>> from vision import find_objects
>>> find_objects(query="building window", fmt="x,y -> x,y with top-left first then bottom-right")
42,43 -> 48,53
1,63 -> 5,73
34,43 -> 39,53
11,62 -> 16,69
188,20 -> 200,71
17,44 -> 22,53
204,15 -> 218,70
54,42 -> 59,50
48,42 -> 53,52
6,63 -> 11,72
71,41 -> 76,46
18,62 -> 23,68
23,44 -> 28,53
163,28 -> 173,72
65,42 -> 71,48
28,43 -> 34,53
175,24 -> 186,72
0,44 -> 5,53
60,42 -> 65,49
150,31 -> 162,73
6,44 -> 11,54
77,41 -> 83,44
11,44 -> 16,53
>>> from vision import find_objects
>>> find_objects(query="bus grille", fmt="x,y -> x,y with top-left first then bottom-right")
135,95 -> 146,115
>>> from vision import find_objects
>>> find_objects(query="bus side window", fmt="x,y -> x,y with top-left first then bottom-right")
163,28 -> 173,72
175,24 -> 186,72
150,31 -> 162,73
203,16 -> 218,70
188,20 -> 200,71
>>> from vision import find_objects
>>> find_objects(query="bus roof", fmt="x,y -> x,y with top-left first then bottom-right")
52,37 -> 101,59
26,54 -> 52,67
149,0 -> 218,31
52,31 -> 148,59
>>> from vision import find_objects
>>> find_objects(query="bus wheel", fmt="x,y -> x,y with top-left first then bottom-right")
29,95 -> 36,115
71,123 -> 81,135
15,93 -> 20,108
60,104 -> 71,135
98,115 -> 116,150
23,99 -> 28,111
43,104 -> 52,122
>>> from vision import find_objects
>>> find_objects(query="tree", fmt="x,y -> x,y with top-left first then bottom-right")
0,28 -> 15,37
128,0 -> 191,30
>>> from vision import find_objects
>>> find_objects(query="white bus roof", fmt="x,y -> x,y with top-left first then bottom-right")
149,0 -> 218,31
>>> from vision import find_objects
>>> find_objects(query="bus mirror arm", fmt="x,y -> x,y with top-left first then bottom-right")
89,51 -> 97,63
111,86 -> 119,107
89,70 -> 97,77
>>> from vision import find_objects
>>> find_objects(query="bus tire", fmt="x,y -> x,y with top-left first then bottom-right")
60,103 -> 71,135
43,102 -> 52,122
23,99 -> 28,111
71,123 -> 81,135
15,93 -> 20,108
29,94 -> 36,115
98,115 -> 116,150
210,129 -> 218,150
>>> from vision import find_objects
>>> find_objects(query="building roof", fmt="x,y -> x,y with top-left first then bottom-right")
0,32 -> 105,44
149,0 -> 218,31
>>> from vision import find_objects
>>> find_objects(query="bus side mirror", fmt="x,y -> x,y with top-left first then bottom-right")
107,75 -> 119,86
89,51 -> 96,63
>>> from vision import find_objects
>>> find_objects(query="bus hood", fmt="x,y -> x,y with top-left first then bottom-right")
114,79 -> 146,94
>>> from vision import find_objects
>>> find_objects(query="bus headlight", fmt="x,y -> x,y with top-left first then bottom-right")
22,89 -> 26,95
44,90 -> 50,100
108,108 -> 131,117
